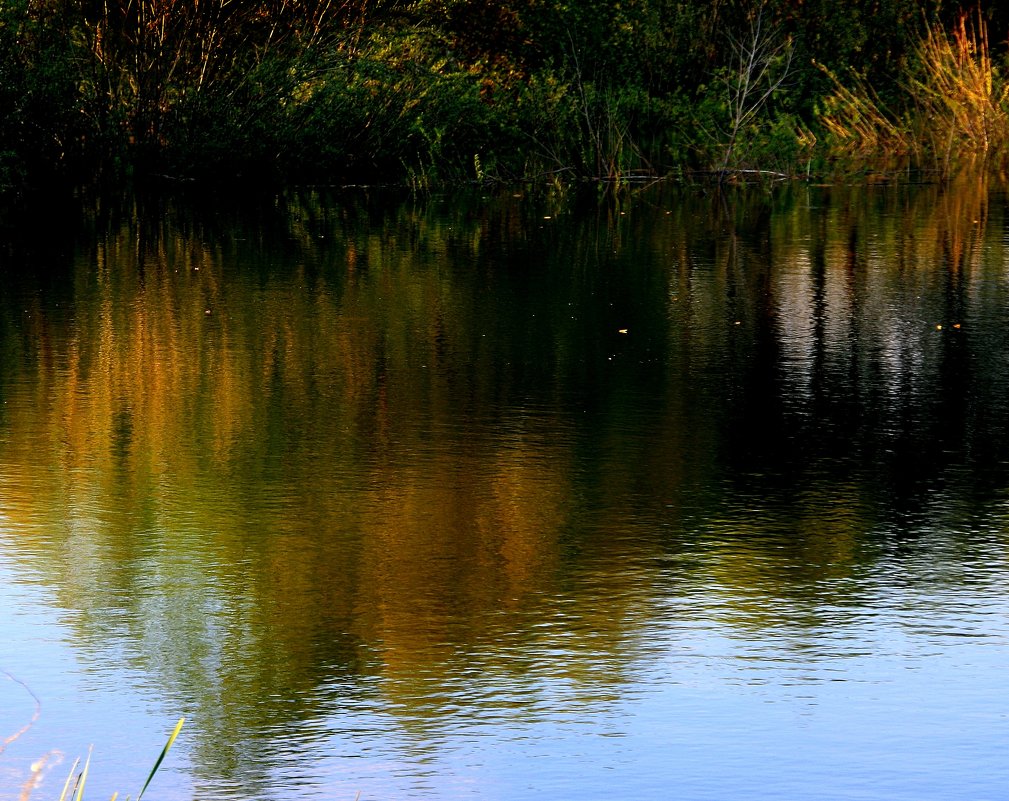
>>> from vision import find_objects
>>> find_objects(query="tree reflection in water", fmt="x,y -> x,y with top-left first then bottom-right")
1,178 -> 1009,799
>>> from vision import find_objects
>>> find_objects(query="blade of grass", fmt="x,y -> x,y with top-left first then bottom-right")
73,747 -> 93,801
136,717 -> 185,801
57,756 -> 81,801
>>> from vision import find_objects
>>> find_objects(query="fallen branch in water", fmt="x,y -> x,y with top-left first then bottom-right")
1,671 -> 41,755
694,168 -> 791,182
2,671 -> 62,801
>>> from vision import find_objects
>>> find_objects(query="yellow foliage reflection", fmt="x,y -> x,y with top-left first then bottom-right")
1,183 -> 1008,789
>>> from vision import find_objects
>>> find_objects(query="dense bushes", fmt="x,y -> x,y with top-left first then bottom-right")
0,0 -> 1005,189
0,1 -> 94,186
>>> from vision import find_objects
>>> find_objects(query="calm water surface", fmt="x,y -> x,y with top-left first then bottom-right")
1,181 -> 1009,800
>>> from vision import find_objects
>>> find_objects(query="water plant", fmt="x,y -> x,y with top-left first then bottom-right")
2,0 -> 1008,187
58,718 -> 185,801
4,671 -> 184,801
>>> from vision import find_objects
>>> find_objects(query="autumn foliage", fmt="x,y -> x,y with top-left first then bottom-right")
0,1 -> 1006,187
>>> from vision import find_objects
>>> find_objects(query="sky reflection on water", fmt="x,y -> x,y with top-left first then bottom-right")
1,181 -> 1009,800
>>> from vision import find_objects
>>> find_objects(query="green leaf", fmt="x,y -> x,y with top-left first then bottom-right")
136,717 -> 185,801
73,748 -> 93,801
57,756 -> 81,801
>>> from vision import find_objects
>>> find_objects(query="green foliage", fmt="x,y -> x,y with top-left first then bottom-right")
0,1 -> 91,188
274,26 -> 511,184
0,0 -> 1005,188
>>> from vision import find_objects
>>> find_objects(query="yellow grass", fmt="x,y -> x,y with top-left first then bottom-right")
818,11 -> 1009,173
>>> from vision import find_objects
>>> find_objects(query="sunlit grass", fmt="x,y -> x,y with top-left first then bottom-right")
816,62 -> 910,158
818,10 -> 1009,174
909,11 -> 1009,167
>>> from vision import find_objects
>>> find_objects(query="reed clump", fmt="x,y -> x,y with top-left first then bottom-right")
911,12 -> 1009,165
817,65 -> 910,158
819,11 -> 1009,174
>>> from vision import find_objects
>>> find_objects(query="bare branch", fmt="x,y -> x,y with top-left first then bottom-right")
719,5 -> 793,176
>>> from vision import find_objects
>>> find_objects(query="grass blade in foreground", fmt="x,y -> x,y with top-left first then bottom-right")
136,717 -> 185,801
74,749 -> 91,801
60,748 -> 91,801
55,756 -> 80,801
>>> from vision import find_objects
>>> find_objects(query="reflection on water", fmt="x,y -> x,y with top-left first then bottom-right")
1,180 -> 1009,799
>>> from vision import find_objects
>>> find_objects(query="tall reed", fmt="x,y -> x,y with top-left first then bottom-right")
818,11 -> 1009,173
816,62 -> 910,158
910,11 -> 1009,167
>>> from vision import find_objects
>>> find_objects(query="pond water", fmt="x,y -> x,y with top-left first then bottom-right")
1,180 -> 1009,801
